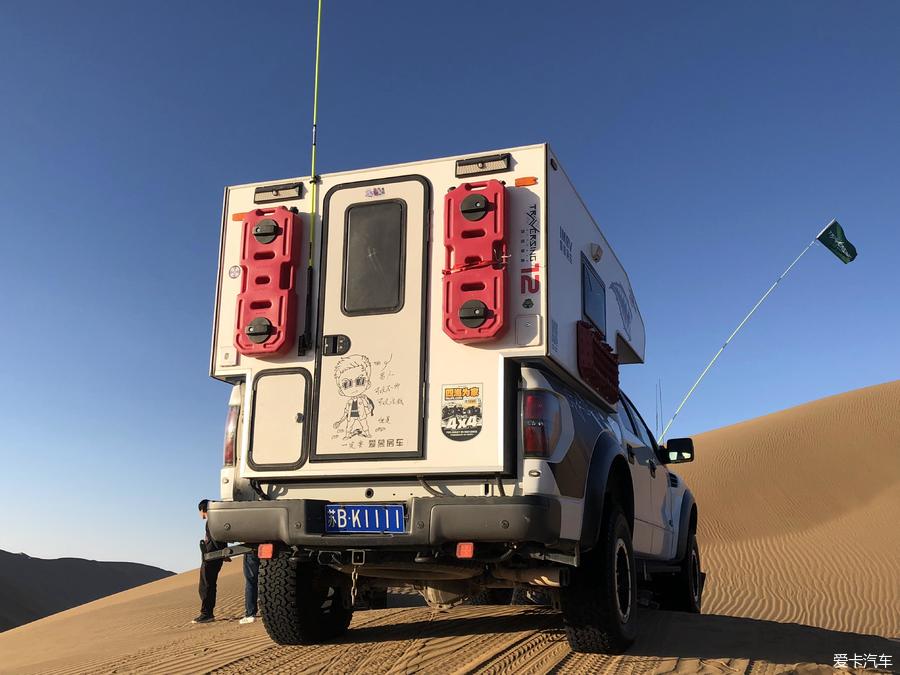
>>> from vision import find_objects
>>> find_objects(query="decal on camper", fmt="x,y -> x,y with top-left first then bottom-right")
330,353 -> 407,451
519,203 -> 541,295
332,354 -> 375,440
559,225 -> 574,264
441,384 -> 483,441
610,282 -> 633,340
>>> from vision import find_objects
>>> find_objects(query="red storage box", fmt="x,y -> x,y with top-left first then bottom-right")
442,180 -> 507,342
576,321 -> 619,405
233,207 -> 304,357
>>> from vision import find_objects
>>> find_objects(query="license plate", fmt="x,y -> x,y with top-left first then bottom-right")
325,504 -> 405,534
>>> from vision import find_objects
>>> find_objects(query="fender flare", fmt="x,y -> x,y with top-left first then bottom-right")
674,488 -> 697,562
579,429 -> 632,550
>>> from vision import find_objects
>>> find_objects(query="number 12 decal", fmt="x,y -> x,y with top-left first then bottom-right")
521,264 -> 540,294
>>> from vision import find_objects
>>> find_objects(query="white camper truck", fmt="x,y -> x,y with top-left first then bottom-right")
206,144 -> 702,653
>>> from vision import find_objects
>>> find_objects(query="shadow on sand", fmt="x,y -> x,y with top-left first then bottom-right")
346,605 -> 896,667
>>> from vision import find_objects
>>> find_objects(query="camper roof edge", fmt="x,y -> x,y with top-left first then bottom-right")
225,142 -> 550,192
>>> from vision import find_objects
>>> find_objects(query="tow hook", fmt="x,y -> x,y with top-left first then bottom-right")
349,550 -> 366,606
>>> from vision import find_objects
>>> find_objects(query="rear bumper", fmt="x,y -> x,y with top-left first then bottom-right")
207,495 -> 561,548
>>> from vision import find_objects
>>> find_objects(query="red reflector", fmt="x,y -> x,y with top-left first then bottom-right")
257,543 -> 274,559
456,542 -> 475,559
523,390 -> 546,419
523,424 -> 548,457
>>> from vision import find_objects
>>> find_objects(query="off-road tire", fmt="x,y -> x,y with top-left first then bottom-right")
560,504 -> 637,653
258,555 -> 353,645
656,530 -> 703,613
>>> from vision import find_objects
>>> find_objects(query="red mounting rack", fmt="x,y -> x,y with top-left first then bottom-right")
576,321 -> 620,405
233,207 -> 304,357
442,180 -> 507,342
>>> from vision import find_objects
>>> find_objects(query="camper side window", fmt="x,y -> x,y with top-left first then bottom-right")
342,200 -> 407,315
581,258 -> 606,335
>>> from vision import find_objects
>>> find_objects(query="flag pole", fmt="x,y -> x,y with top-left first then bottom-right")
659,237 -> 818,442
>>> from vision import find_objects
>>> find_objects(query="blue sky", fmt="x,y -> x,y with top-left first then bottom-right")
1,1 -> 897,572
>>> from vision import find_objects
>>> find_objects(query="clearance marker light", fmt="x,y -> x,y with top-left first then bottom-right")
258,543 -> 274,559
514,176 -> 538,187
456,542 -> 475,559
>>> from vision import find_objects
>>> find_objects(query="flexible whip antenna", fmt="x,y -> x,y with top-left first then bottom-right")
308,0 -> 324,264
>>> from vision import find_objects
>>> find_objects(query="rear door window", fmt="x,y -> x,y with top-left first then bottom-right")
342,200 -> 406,315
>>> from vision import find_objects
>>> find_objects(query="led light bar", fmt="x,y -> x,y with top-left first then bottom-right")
455,152 -> 511,178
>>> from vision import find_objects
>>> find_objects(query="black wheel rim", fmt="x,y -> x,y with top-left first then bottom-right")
614,538 -> 632,623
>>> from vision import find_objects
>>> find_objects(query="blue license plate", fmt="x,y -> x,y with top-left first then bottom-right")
325,504 -> 405,534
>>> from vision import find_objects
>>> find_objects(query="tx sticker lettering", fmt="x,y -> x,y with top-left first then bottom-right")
441,384 -> 483,441
519,204 -> 541,296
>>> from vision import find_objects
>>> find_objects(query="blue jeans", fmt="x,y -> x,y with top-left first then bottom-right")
244,550 -> 260,617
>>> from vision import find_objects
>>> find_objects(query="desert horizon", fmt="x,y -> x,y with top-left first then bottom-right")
0,549 -> 173,633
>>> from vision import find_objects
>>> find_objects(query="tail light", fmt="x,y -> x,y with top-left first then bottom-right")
523,390 -> 562,458
223,405 -> 239,466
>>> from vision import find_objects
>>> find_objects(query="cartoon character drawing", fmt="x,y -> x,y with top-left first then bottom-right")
332,354 -> 375,439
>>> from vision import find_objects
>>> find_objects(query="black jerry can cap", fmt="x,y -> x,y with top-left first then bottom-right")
459,300 -> 489,328
252,218 -> 279,244
460,194 -> 490,221
245,317 -> 273,343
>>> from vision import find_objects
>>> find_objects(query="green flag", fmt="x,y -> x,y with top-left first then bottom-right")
817,219 -> 857,264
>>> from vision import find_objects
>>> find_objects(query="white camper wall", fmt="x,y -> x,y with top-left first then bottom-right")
544,149 -> 646,397
211,145 -> 550,479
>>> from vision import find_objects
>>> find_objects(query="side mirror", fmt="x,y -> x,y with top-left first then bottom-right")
663,437 -> 694,464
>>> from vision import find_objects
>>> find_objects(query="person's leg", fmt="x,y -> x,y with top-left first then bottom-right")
243,551 -> 260,617
199,561 -> 213,616
202,560 -> 223,616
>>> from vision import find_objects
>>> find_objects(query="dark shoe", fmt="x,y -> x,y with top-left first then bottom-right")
192,614 -> 214,624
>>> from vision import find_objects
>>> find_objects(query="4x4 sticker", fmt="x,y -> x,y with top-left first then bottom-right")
441,383 -> 483,441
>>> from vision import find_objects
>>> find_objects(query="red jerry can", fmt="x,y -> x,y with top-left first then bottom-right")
233,207 -> 303,357
442,180 -> 507,342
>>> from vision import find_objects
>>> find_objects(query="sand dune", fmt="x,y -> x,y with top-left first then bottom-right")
0,550 -> 173,632
678,379 -> 900,637
0,381 -> 897,673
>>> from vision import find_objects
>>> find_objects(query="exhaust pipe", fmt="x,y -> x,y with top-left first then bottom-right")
491,567 -> 569,587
